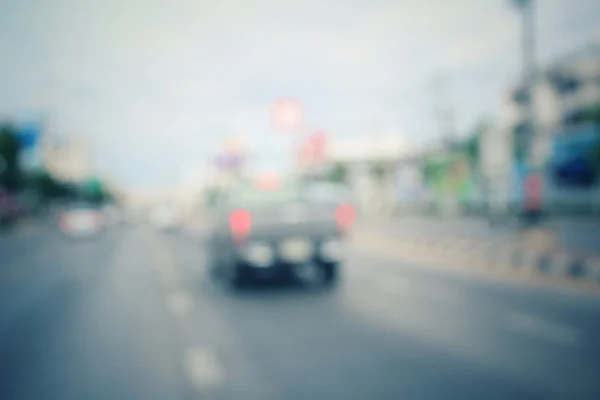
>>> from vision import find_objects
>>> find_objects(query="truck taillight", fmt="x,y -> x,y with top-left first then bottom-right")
335,204 -> 356,229
229,209 -> 252,236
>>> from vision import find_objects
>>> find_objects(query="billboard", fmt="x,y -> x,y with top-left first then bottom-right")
422,152 -> 477,205
17,121 -> 43,171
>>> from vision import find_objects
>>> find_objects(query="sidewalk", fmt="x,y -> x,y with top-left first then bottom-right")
357,214 -> 600,258
351,215 -> 600,291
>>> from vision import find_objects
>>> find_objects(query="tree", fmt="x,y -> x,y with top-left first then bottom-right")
327,162 -> 348,184
464,118 -> 492,167
581,102 -> 600,124
0,124 -> 22,190
371,162 -> 387,183
79,178 -> 113,204
24,170 -> 72,200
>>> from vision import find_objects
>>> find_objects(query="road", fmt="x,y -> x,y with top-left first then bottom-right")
1,222 -> 600,400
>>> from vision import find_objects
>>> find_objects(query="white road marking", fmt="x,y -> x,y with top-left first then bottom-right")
168,292 -> 191,317
505,312 -> 583,346
184,346 -> 223,390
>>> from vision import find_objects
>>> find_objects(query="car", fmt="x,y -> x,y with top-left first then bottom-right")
150,204 -> 180,232
204,180 -> 357,289
58,202 -> 105,239
0,188 -> 23,227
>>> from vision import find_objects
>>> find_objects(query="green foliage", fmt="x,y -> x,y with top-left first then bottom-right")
581,103 -> 600,124
422,159 -> 440,184
0,124 -> 22,189
25,170 -> 68,198
370,162 -> 387,182
463,118 -> 491,167
205,187 -> 223,209
76,178 -> 113,204
464,135 -> 479,166
327,162 -> 348,183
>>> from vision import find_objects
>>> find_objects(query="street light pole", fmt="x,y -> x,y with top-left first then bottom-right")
511,0 -> 544,224
520,0 -> 538,168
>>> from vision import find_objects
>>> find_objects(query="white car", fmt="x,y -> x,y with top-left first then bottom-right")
150,205 -> 179,231
58,203 -> 105,238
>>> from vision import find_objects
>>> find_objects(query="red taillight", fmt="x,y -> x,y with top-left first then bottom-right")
335,204 -> 356,229
229,209 -> 252,235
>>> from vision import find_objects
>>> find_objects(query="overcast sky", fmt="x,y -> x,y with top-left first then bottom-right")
1,0 -> 599,187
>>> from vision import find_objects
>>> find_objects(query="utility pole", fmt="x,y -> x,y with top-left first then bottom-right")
511,0 -> 545,225
432,73 -> 458,216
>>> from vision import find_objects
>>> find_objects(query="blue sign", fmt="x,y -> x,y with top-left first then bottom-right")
16,121 -> 43,171
17,122 -> 42,150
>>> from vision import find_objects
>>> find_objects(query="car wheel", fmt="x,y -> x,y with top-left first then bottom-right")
222,258 -> 247,290
321,262 -> 340,287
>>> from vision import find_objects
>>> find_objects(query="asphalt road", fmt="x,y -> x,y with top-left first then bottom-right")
1,223 -> 600,400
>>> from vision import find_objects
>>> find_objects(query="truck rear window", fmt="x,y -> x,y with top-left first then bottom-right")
232,186 -> 301,206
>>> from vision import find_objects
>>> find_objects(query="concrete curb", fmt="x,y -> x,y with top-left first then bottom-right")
350,229 -> 600,286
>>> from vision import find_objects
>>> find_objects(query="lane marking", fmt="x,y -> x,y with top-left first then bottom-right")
505,312 -> 583,346
184,346 -> 223,390
168,292 -> 191,317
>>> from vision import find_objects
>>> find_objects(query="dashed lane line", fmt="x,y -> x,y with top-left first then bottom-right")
184,346 -> 224,390
168,291 -> 191,317
505,312 -> 583,347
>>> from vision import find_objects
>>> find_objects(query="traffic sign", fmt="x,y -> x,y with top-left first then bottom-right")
310,131 -> 327,160
270,98 -> 303,133
524,173 -> 542,210
17,122 -> 42,150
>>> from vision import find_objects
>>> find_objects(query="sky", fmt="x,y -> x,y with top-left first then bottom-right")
1,0 -> 599,188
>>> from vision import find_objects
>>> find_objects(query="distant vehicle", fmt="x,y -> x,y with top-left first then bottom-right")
150,204 -> 179,231
205,180 -> 356,289
120,206 -> 141,226
0,188 -> 24,226
58,202 -> 105,238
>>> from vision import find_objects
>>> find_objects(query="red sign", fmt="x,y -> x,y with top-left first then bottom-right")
295,131 -> 329,166
270,98 -> 303,133
310,131 -> 327,160
256,173 -> 281,190
524,173 -> 543,210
